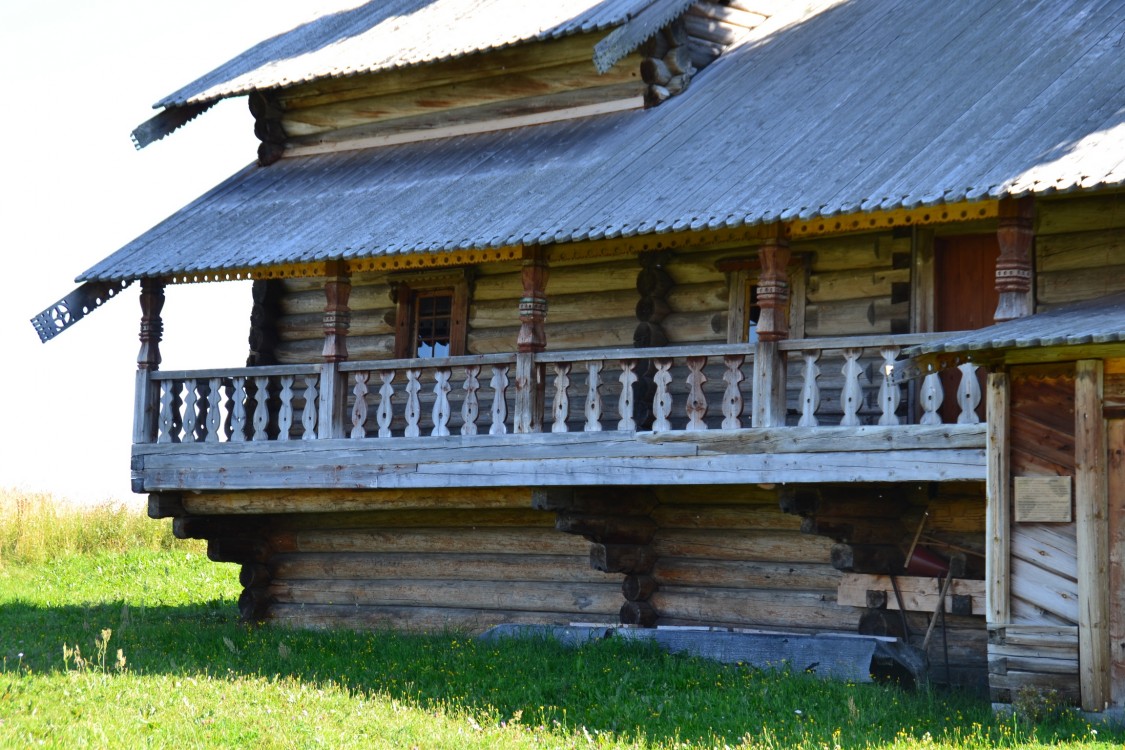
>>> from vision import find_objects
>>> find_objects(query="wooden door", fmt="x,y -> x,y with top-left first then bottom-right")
935,235 -> 1000,421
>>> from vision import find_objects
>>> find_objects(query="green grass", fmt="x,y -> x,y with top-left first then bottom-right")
0,493 -> 1121,748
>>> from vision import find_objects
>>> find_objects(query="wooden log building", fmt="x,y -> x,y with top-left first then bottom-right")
32,0 -> 1125,709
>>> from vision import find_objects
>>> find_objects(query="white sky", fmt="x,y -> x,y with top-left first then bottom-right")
0,1 -> 331,504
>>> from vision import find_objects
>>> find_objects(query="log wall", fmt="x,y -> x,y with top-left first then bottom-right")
1036,192 -> 1125,307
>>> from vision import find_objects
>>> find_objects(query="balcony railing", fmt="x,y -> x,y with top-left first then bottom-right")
134,333 -> 983,446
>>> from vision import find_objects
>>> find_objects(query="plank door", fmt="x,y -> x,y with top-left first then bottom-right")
935,235 -> 1000,422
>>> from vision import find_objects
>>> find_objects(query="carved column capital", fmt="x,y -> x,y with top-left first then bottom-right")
756,235 -> 791,342
137,278 -> 165,371
994,196 -> 1035,322
517,249 -> 549,353
322,261 -> 351,363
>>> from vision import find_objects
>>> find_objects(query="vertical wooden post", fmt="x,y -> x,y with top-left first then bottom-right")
994,196 -> 1035,322
319,262 -> 350,439
1108,415 -> 1125,707
132,278 -> 165,445
752,234 -> 789,427
985,371 -> 1011,627
515,249 -> 548,433
1075,359 -> 1109,711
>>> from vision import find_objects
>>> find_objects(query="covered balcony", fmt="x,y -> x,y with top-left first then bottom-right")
131,333 -> 988,492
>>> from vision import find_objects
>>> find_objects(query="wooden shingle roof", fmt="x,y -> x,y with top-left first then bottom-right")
86,0 -> 1125,282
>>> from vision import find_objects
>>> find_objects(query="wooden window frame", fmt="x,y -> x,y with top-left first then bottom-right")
720,259 -> 806,344
392,270 -> 470,358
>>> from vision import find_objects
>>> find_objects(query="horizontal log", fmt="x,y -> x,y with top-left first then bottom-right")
279,283 -> 393,315
652,558 -> 840,590
468,282 -> 728,329
474,261 -> 637,300
148,492 -> 185,519
269,578 -> 622,615
207,538 -> 269,564
654,529 -> 833,563
182,487 -> 533,514
269,551 -> 610,583
271,526 -> 589,555
282,58 -> 642,137
277,309 -> 396,339
830,543 -> 904,572
240,563 -> 271,588
277,33 -> 602,109
274,335 -> 395,364
650,586 -> 856,631
804,298 -> 908,337
806,267 -> 910,303
263,507 -> 553,531
1036,228 -> 1124,273
138,440 -> 989,492
1036,264 -> 1125,305
684,14 -> 743,46
269,602 -> 596,633
653,484 -> 778,505
651,503 -> 802,530
590,543 -> 656,574
469,317 -> 635,353
1036,193 -> 1125,235
688,2 -> 767,29
837,573 -> 986,615
804,233 -> 898,272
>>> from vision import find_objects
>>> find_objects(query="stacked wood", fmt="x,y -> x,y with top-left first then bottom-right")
1035,193 -> 1125,307
249,91 -> 286,165
640,19 -> 695,107
683,1 -> 769,70
988,625 -> 1080,702
247,279 -> 283,366
536,487 -> 660,626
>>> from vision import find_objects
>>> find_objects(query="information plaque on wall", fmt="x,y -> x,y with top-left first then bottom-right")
1014,476 -> 1072,523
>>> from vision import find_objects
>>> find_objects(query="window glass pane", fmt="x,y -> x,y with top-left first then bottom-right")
413,289 -> 454,358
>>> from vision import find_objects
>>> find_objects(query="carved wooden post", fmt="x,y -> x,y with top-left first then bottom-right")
132,278 -> 165,449
318,262 -> 350,439
994,196 -> 1034,322
752,234 -> 790,427
514,249 -> 548,434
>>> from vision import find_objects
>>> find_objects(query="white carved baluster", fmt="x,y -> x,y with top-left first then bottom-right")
194,380 -> 210,442
404,369 -> 422,438
552,363 -> 571,433
301,375 -> 318,440
839,348 -> 864,426
489,365 -> 509,435
252,376 -> 271,441
351,372 -> 370,439
432,368 -> 452,437
157,380 -> 178,444
618,360 -> 638,431
231,377 -> 249,442
877,347 -> 901,426
956,363 -> 981,424
685,356 -> 708,431
652,360 -> 673,432
277,375 -> 294,441
721,355 -> 745,430
919,372 -> 944,425
461,365 -> 480,436
206,378 -> 223,443
584,361 -> 603,432
182,379 -> 199,443
797,350 -> 821,427
377,371 -> 395,438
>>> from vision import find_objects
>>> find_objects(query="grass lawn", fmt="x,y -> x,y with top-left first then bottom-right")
0,492 -> 1122,748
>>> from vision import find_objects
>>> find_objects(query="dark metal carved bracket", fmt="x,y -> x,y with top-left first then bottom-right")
31,280 -> 133,343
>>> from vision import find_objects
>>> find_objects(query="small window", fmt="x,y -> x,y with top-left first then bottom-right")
414,289 -> 454,358
393,271 -> 469,358
721,261 -> 805,344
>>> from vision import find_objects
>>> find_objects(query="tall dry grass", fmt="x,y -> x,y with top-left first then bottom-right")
0,488 -> 181,566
